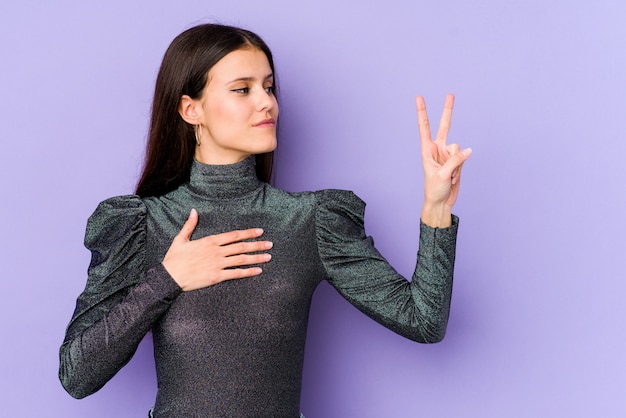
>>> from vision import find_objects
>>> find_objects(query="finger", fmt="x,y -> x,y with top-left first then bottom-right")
176,208 -> 199,242
219,267 -> 264,281
446,143 -> 460,172
222,253 -> 272,269
452,162 -> 464,185
221,240 -> 273,257
435,93 -> 454,146
210,228 -> 265,246
441,148 -> 472,177
416,96 -> 433,155
447,143 -> 460,154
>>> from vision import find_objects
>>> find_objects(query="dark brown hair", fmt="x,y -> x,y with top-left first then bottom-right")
135,24 -> 278,198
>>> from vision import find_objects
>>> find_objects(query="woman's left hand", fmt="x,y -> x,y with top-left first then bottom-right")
416,94 -> 472,228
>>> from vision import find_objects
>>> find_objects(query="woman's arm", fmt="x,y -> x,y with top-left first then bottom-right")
60,201 -> 272,398
59,197 -> 168,398
59,264 -> 181,398
316,190 -> 458,343
316,94 -> 471,343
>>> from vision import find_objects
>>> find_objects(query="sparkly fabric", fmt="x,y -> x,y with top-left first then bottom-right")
59,156 -> 458,417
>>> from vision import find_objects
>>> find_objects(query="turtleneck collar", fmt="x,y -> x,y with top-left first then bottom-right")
187,156 -> 262,199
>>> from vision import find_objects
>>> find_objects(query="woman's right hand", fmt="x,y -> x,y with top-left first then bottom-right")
162,209 -> 272,291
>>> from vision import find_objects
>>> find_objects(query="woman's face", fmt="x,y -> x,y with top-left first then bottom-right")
187,47 -> 279,165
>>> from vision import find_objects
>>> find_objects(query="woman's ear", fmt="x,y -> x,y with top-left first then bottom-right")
178,95 -> 202,125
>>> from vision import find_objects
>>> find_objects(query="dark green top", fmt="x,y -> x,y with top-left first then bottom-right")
59,156 -> 458,417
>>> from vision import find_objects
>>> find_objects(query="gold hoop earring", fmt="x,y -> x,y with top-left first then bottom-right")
195,125 -> 202,146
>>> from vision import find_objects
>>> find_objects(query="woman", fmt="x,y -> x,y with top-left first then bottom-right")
59,23 -> 471,417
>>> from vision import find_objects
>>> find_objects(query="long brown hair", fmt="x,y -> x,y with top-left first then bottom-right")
135,24 -> 278,198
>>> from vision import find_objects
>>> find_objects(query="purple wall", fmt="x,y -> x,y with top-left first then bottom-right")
2,0 -> 625,416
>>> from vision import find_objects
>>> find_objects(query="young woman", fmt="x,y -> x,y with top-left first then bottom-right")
59,23 -> 471,417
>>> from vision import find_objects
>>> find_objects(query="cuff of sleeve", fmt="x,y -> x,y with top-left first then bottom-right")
419,214 -> 459,253
144,263 -> 183,303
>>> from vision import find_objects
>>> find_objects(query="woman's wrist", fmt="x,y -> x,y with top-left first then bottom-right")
420,202 -> 453,228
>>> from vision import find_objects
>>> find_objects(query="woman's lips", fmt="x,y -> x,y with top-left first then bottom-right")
253,118 -> 276,128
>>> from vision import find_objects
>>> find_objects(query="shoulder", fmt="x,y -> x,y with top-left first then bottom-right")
264,185 -> 365,214
265,185 -> 364,207
89,194 -> 146,215
314,189 -> 365,209
314,189 -> 366,222
85,195 -> 147,249
260,184 -> 320,209
311,189 -> 368,242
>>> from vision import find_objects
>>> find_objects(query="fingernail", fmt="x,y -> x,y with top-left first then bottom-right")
265,241 -> 273,249
462,148 -> 473,156
264,254 -> 272,261
255,228 -> 264,235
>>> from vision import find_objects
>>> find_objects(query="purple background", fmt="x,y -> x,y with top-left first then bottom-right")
2,0 -> 625,416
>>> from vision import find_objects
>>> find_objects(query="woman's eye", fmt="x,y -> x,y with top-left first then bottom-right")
232,87 -> 249,94
265,85 -> 275,94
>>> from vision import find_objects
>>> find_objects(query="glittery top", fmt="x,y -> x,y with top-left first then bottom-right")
59,156 -> 458,417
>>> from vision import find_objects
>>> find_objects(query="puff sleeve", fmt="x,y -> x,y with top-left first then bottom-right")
59,196 -> 182,399
315,190 -> 458,343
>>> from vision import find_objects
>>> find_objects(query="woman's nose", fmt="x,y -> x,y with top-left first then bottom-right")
256,88 -> 275,112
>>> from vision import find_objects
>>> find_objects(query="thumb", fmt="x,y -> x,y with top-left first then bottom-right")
176,208 -> 199,242
442,147 -> 472,176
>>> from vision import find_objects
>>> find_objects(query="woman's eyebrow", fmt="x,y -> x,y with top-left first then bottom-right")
228,73 -> 274,83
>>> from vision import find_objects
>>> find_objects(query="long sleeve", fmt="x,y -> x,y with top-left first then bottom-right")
59,196 -> 182,399
314,189 -> 458,343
